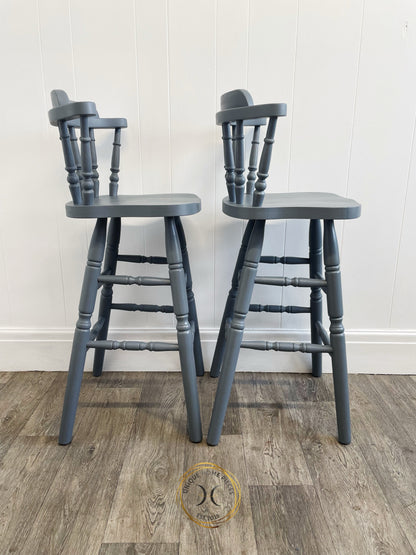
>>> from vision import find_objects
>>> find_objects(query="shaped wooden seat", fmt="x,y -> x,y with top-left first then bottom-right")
207,89 -> 361,446
65,193 -> 201,219
223,191 -> 360,220
49,90 -> 203,444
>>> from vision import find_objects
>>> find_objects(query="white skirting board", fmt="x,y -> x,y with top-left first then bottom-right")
0,328 -> 415,374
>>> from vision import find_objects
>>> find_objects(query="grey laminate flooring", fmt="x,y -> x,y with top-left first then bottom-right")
0,371 -> 415,554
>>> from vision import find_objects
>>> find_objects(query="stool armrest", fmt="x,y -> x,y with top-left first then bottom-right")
48,101 -> 97,126
67,116 -> 128,129
216,103 -> 287,125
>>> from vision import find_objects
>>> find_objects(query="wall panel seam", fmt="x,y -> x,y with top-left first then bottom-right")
388,109 -> 416,327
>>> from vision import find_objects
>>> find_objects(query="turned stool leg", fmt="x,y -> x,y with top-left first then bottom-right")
309,219 -> 323,378
207,219 -> 265,446
165,217 -> 202,443
93,217 -> 121,377
174,217 -> 204,376
324,219 -> 351,445
59,218 -> 107,445
210,220 -> 255,377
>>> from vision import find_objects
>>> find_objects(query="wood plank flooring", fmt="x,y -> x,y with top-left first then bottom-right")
0,371 -> 415,554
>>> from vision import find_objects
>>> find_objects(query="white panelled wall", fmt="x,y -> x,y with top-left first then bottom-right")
0,0 -> 415,373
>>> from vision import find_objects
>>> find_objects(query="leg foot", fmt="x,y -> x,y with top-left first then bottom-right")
324,219 -> 351,445
175,217 -> 204,376
309,219 -> 323,378
165,217 -> 202,443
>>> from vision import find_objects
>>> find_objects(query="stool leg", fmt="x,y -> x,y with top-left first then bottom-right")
309,219 -> 323,377
165,217 -> 202,443
324,219 -> 351,445
93,217 -> 121,377
207,219 -> 265,446
174,216 -> 204,376
210,220 -> 255,378
59,218 -> 107,445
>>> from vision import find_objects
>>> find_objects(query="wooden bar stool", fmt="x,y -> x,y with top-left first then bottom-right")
48,90 -> 203,444
207,89 -> 361,446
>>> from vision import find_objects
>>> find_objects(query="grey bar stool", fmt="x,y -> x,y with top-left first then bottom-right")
48,90 -> 203,444
207,89 -> 361,446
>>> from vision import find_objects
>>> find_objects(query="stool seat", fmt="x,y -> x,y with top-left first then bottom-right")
66,193 -> 201,218
223,192 -> 361,220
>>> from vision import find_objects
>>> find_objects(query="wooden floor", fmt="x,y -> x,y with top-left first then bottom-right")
0,371 -> 415,554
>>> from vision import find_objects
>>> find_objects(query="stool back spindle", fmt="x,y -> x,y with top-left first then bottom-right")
109,127 -> 121,197
58,120 -> 83,205
49,89 -> 127,205
246,125 -> 261,196
222,122 -> 236,203
217,89 -> 286,207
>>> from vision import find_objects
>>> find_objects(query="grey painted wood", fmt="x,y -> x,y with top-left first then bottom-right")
93,217 -> 120,377
89,128 -> 99,197
246,125 -> 261,195
324,219 -> 351,444
98,275 -> 171,286
48,100 -> 97,126
209,89 -> 361,446
223,191 -> 361,220
80,115 -> 95,205
234,120 -> 246,204
88,340 -> 179,352
117,254 -> 167,264
164,217 -> 202,443
216,102 -> 287,125
57,120 -> 82,204
207,219 -> 265,445
174,216 -> 204,376
65,194 -> 201,218
255,275 -> 327,288
49,90 -> 203,444
260,255 -> 309,264
109,128 -> 121,196
111,303 -> 174,313
59,218 -> 107,444
309,219 -> 323,377
249,303 -> 310,313
240,341 -> 332,354
253,116 -> 278,207
221,122 -> 236,202
210,220 -> 255,378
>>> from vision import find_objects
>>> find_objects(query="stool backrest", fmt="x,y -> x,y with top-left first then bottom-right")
48,90 -> 127,205
216,89 -> 287,207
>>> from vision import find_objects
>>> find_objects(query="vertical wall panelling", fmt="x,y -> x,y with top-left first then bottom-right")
0,229 -> 12,327
134,0 -> 174,330
214,0 -> 249,325
342,0 -> 416,330
246,0 -> 299,331
168,0 -> 216,328
282,0 -> 364,331
70,0 -> 144,334
38,0 -> 86,327
0,0 -> 66,328
390,112 -> 416,329
1,0 -> 416,371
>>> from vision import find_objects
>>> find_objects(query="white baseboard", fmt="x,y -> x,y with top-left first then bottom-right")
1,328 -> 416,374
